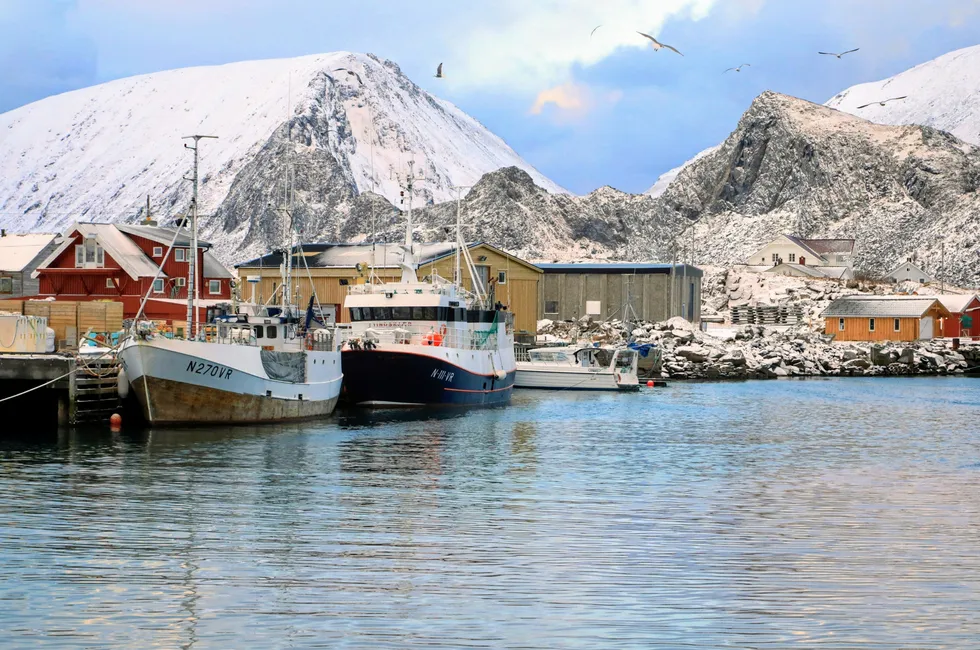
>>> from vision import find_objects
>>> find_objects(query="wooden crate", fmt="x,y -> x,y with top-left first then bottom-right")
0,299 -> 23,314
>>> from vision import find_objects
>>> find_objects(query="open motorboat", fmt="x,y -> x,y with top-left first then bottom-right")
515,345 -> 639,391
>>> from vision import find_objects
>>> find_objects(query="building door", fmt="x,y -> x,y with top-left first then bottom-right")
919,316 -> 933,340
474,265 -> 491,302
799,256 -> 806,265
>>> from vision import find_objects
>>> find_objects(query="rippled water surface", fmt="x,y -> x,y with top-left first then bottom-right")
2,377 -> 980,648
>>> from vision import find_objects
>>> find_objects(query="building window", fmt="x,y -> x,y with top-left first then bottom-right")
152,246 -> 163,257
75,237 -> 104,268
176,277 -> 186,287
105,278 -> 115,289
498,271 -> 507,284
918,278 -> 924,283
152,278 -> 164,293
789,253 -> 796,263
894,318 -> 901,332
209,280 -> 221,294
771,253 -> 778,263
869,318 -> 876,332
839,318 -> 845,331
0,277 -> 12,294
544,300 -> 559,315
175,248 -> 186,262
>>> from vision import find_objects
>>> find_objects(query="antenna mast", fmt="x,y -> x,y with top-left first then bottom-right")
182,134 -> 217,339
396,160 -> 422,283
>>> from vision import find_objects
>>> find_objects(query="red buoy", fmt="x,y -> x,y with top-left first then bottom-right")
110,413 -> 122,430
646,380 -> 654,387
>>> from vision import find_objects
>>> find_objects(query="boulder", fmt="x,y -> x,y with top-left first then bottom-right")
843,358 -> 872,370
842,349 -> 860,361
871,344 -> 897,366
720,349 -> 747,367
675,345 -> 710,362
897,348 -> 915,365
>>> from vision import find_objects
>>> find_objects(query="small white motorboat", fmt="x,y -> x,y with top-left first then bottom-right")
515,345 -> 639,391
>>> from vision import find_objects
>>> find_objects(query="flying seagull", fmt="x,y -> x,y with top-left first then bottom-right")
333,68 -> 363,85
856,96 -> 907,109
590,25 -> 602,39
724,63 -> 751,73
636,31 -> 683,56
819,48 -> 860,59
435,62 -> 444,78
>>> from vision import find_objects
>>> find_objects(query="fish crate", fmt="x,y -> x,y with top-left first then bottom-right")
731,305 -> 804,326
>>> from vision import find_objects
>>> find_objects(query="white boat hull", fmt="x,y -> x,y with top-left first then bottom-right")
118,337 -> 342,425
515,365 -> 639,391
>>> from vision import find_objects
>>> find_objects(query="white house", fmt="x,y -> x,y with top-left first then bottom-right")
0,231 -> 60,298
885,259 -> 933,284
746,234 -> 855,279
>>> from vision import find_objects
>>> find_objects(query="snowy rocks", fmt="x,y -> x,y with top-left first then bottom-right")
675,345 -> 710,363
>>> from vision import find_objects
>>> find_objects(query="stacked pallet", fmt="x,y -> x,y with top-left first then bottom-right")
0,299 -> 23,314
22,301 -> 124,348
731,305 -> 804,326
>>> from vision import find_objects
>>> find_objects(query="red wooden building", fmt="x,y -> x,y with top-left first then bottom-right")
32,222 -> 234,321
931,294 -> 980,339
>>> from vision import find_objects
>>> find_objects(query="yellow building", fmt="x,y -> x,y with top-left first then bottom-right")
235,242 -> 542,334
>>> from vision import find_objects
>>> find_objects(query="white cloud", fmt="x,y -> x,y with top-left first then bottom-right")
529,82 -> 623,121
445,0 -> 718,90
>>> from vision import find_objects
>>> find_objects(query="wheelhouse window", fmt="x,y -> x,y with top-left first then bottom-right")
254,326 -> 263,339
152,246 -> 163,257
839,318 -> 845,331
266,326 -> 277,339
894,318 -> 901,332
174,248 -> 186,262
152,278 -> 164,293
392,306 -> 411,320
869,318 -> 876,332
208,280 -> 221,294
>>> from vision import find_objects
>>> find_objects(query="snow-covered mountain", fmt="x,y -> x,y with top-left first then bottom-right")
648,91 -> 980,286
647,44 -> 980,197
825,44 -> 980,146
0,52 -> 566,258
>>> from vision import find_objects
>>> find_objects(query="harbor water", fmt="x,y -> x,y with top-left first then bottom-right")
1,377 -> 979,648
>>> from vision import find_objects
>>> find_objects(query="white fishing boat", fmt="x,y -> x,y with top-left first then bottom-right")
118,136 -> 343,425
340,162 -> 516,407
515,345 -> 640,391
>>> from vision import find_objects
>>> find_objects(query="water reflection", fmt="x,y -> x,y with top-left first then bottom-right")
1,377 -> 979,648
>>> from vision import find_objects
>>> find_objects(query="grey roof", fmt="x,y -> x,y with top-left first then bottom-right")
34,222 -> 162,281
236,242 -> 540,272
117,224 -> 210,248
918,294 -> 978,314
0,233 -> 58,272
821,296 -> 944,318
536,263 -> 703,277
203,251 -> 234,278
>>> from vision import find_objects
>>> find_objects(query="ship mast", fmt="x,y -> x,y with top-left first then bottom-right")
182,134 -> 217,339
397,160 -> 422,283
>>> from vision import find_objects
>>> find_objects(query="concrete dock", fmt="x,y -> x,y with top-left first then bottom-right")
0,353 -> 119,427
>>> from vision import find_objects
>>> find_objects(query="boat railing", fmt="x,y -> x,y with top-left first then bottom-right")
350,325 -> 499,351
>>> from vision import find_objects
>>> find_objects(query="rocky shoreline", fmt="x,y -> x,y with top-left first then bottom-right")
537,317 -> 979,381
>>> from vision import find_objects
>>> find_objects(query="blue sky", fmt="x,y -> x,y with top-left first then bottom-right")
2,0 -> 979,194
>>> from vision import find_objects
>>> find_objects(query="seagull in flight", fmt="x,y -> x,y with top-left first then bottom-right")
636,31 -> 683,56
435,63 -> 444,78
333,68 -> 363,85
819,48 -> 860,59
590,25 -> 602,39
856,96 -> 907,109
724,63 -> 751,73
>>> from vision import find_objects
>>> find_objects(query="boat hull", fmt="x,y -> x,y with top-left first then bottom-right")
342,349 -> 515,406
119,338 -> 342,425
515,366 -> 639,391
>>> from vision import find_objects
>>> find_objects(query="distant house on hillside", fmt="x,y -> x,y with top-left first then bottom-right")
32,222 -> 233,323
821,296 -> 950,341
746,234 -> 855,279
885,259 -> 933,284
0,231 -> 60,298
